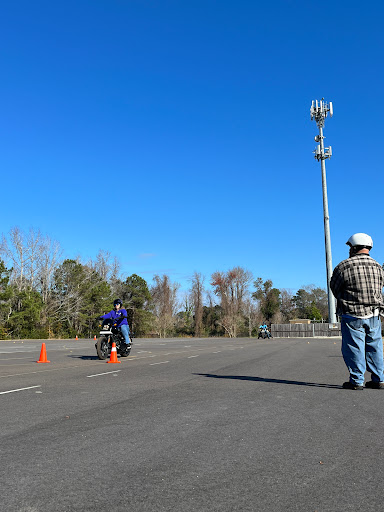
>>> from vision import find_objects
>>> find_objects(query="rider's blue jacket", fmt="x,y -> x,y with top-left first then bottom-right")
100,308 -> 128,326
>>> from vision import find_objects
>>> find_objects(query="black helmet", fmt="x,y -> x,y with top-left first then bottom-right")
113,298 -> 123,307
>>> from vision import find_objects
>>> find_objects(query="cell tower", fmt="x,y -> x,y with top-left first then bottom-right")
310,98 -> 337,324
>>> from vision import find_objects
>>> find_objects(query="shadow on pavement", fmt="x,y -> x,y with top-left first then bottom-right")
68,354 -> 100,360
194,373 -> 341,389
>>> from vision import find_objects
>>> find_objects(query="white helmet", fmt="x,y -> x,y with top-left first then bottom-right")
346,233 -> 373,249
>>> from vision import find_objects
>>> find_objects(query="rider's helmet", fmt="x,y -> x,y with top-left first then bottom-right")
113,298 -> 123,307
346,233 -> 373,249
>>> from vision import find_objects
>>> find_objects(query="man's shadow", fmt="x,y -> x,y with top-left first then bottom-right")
194,373 -> 341,389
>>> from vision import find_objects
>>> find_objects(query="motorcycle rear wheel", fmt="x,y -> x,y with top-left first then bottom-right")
96,336 -> 110,360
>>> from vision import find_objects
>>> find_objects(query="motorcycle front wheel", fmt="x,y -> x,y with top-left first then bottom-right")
120,346 -> 131,357
96,336 -> 110,360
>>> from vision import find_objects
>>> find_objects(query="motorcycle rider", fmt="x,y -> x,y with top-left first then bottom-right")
99,299 -> 131,349
259,322 -> 271,339
258,322 -> 267,339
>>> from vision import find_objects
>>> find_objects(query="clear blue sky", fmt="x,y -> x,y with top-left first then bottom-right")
2,0 -> 383,294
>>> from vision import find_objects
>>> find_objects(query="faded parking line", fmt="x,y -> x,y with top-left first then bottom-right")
0,385 -> 41,395
87,370 -> 121,378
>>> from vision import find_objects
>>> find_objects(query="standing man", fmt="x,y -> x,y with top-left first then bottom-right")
330,233 -> 384,390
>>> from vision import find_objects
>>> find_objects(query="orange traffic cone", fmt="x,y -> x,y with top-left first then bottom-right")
94,335 -> 97,340
37,343 -> 50,363
107,342 -> 121,364
75,335 -> 78,340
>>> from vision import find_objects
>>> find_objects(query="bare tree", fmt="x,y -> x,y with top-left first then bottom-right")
150,274 -> 180,338
210,267 -> 253,337
279,288 -> 295,321
1,226 -> 31,291
92,250 -> 121,282
38,237 -> 62,300
87,250 -> 122,298
244,298 -> 259,337
0,227 -> 63,297
26,228 -> 43,290
190,272 -> 205,337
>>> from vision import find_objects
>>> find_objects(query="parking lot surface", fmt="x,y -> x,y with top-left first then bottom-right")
1,336 -> 383,512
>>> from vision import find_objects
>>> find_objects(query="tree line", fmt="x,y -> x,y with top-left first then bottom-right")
0,227 -> 330,339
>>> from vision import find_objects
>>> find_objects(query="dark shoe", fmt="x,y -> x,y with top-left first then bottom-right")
365,381 -> 384,389
343,381 -> 364,390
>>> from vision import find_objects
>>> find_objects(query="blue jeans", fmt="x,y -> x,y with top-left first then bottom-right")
341,315 -> 384,385
119,324 -> 131,345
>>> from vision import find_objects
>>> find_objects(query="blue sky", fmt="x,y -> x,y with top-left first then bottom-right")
1,0 -> 383,295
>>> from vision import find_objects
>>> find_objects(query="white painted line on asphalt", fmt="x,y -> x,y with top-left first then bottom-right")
149,361 -> 170,365
0,344 -> 242,378
87,370 -> 121,378
0,385 -> 41,395
130,355 -> 156,360
0,354 -> 158,377
0,352 -> 24,355
188,355 -> 199,358
0,367 -> 84,378
0,357 -> 37,360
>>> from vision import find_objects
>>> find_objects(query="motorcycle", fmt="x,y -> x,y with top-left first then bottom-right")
258,328 -> 271,339
95,319 -> 132,360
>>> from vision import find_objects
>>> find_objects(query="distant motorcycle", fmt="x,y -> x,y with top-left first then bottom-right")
95,319 -> 132,360
258,328 -> 271,339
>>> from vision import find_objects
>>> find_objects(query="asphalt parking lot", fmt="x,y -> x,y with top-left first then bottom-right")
1,336 -> 384,512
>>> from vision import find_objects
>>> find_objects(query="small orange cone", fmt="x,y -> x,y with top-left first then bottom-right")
75,335 -> 78,340
107,342 -> 121,364
94,335 -> 97,340
37,343 -> 50,363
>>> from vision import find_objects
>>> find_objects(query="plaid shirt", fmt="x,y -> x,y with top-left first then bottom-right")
330,254 -> 384,317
